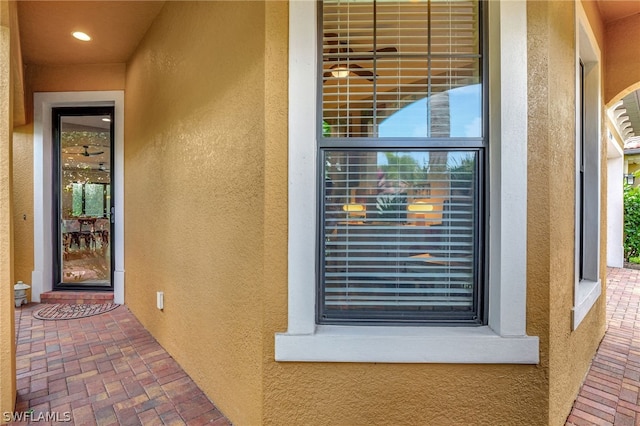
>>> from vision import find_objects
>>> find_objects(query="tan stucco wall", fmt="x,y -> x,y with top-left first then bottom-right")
22,63 -> 125,122
124,1 -> 611,425
0,0 -> 609,424
527,2 -> 607,424
12,125 -> 32,301
582,0 -> 604,53
9,59 -> 125,303
124,2 -> 265,424
0,0 -> 16,418
605,12 -> 640,104
26,63 -> 126,92
261,2 -> 549,426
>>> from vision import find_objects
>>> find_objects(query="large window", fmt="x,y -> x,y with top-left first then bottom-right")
276,0 -> 538,364
319,0 -> 484,324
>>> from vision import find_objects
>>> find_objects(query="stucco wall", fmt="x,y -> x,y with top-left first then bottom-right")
260,2 -> 548,426
605,13 -> 640,104
7,64 -> 125,305
8,62 -> 125,298
23,63 -> 125,122
527,2 -> 607,424
12,124 -> 32,301
124,2 -> 265,425
0,0 -> 614,424
0,0 -> 16,417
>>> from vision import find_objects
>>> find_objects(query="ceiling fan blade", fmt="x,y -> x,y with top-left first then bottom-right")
374,47 -> 397,53
351,70 -> 375,81
82,145 -> 104,156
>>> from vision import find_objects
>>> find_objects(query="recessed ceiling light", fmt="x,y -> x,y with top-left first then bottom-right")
72,31 -> 91,41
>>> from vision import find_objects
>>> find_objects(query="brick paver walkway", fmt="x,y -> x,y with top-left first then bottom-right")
566,267 -> 640,425
10,267 -> 640,425
10,303 -> 231,425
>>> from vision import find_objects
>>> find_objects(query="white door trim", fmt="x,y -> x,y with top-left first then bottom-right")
32,91 -> 125,303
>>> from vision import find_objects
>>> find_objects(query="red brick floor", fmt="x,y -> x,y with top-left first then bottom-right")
10,303 -> 231,425
13,267 -> 640,425
566,267 -> 640,426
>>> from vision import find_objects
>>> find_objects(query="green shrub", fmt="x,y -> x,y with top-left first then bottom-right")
624,184 -> 640,260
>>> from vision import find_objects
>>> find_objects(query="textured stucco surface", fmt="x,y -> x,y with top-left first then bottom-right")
12,125 -> 32,301
527,2 -> 607,424
22,63 -> 125,122
124,2 -> 265,425
0,0 -> 616,424
605,13 -> 640,104
260,2 -> 549,426
0,0 -> 16,417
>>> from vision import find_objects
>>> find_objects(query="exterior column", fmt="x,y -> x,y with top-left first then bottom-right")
0,0 -> 16,419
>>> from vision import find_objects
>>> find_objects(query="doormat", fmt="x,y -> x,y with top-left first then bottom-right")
33,303 -> 120,320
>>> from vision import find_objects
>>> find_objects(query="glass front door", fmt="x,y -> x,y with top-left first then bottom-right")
53,107 -> 114,289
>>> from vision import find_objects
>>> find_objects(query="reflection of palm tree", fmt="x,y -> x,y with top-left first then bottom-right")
429,91 -> 450,138
380,152 -> 425,184
449,155 -> 475,189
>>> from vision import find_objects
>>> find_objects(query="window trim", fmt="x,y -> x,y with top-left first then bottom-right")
572,2 -> 602,330
275,0 -> 539,364
317,1 -> 487,325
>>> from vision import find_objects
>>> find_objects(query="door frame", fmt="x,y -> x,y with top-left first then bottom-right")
32,91 -> 125,303
52,106 -> 115,291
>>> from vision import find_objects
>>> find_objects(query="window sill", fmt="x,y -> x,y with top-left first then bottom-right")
275,325 -> 539,364
573,279 -> 602,330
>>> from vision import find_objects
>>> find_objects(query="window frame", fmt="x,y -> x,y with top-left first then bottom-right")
275,0 -> 539,364
572,2 -> 602,330
316,1 -> 487,325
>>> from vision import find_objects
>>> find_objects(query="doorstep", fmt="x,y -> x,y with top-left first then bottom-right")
40,291 -> 114,305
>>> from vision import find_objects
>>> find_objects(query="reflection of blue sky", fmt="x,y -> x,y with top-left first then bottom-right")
378,84 -> 482,138
376,151 -> 474,170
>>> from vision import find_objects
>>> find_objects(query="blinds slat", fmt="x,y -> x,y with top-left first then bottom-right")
320,1 -> 482,321
322,148 -> 478,314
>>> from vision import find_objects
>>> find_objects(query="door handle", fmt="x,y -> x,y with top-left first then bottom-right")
110,206 -> 115,223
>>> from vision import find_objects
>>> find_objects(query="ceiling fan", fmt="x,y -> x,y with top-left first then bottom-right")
78,145 -> 104,157
323,33 -> 397,81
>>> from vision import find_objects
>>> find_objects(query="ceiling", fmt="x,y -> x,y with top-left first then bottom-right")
17,1 -> 165,65
60,115 -> 112,176
13,0 -> 640,144
597,0 -> 640,24
597,0 -> 640,149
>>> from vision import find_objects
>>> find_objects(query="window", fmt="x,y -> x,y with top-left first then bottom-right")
70,183 -> 110,217
319,0 -> 484,325
572,3 -> 601,329
276,0 -> 538,363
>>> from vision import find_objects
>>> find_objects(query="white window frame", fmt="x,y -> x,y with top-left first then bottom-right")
275,0 -> 539,364
572,3 -> 602,330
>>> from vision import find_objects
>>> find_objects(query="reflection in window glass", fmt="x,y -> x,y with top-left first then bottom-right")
72,184 -> 83,216
321,150 -> 479,323
322,0 -> 482,139
319,0 -> 484,325
378,85 -> 482,138
84,184 -> 105,217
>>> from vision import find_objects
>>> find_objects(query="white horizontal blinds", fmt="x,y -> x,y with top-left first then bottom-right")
323,151 -> 477,320
323,1 -> 375,138
322,0 -> 481,139
320,0 -> 482,323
